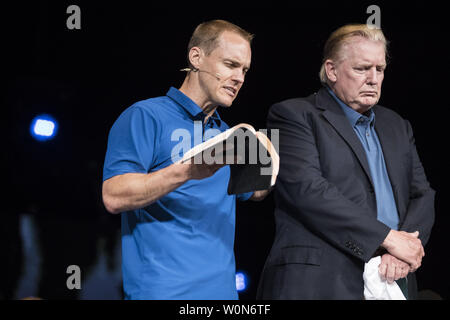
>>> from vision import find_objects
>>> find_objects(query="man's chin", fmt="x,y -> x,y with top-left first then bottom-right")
219,91 -> 238,107
217,98 -> 234,108
359,98 -> 378,109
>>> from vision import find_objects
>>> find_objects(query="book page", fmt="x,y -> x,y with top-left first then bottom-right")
255,131 -> 280,186
180,123 -> 256,164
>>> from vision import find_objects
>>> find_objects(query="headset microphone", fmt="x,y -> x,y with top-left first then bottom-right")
198,70 -> 222,81
180,68 -> 222,81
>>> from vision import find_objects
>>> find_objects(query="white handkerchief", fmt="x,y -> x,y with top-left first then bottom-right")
363,256 -> 406,300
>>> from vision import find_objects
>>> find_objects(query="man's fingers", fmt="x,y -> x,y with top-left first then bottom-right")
395,265 -> 406,280
199,162 -> 226,177
401,266 -> 409,279
378,262 -> 387,281
410,258 -> 421,272
380,254 -> 411,281
395,259 -> 411,279
386,264 -> 396,284
211,163 -> 226,172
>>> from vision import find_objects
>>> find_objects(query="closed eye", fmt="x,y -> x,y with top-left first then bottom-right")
354,66 -> 370,71
224,60 -> 239,68
224,59 -> 250,76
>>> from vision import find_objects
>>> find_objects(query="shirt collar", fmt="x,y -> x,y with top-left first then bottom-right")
208,109 -> 222,125
326,86 -> 375,127
166,87 -> 222,125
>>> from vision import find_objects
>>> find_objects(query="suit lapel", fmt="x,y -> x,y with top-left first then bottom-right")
373,107 -> 398,177
316,88 -> 374,188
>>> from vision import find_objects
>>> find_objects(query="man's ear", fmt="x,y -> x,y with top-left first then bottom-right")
188,46 -> 203,71
324,59 -> 338,83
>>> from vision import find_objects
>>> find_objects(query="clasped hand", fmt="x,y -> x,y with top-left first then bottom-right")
379,230 -> 425,283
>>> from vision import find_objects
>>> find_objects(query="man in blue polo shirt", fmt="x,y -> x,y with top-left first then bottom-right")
102,20 -> 269,299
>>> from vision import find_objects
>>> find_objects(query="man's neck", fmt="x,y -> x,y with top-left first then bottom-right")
202,105 -> 218,123
326,84 -> 372,114
179,76 -> 218,124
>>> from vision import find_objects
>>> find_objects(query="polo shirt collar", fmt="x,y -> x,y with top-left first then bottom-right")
167,87 -> 203,117
208,109 -> 222,125
167,87 -> 223,125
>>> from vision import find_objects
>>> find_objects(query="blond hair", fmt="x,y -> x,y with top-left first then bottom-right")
319,24 -> 389,84
186,20 -> 254,69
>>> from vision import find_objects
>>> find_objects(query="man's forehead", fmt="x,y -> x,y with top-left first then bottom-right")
216,32 -> 250,49
213,33 -> 252,65
343,38 -> 386,62
344,37 -> 385,53
218,30 -> 249,43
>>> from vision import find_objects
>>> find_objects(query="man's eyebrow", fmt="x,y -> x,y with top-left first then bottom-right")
224,58 -> 241,65
355,62 -> 386,68
356,61 -> 373,66
224,58 -> 250,69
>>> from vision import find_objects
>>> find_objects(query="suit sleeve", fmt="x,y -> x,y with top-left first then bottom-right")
399,120 -> 435,246
268,101 -> 390,262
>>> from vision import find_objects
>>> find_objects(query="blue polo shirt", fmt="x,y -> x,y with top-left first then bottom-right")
327,87 -> 399,230
103,87 -> 252,300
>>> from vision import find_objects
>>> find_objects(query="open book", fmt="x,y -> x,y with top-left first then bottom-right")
179,123 -> 279,195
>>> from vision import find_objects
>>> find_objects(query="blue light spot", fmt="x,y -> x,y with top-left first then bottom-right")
30,114 -> 58,141
236,272 -> 247,292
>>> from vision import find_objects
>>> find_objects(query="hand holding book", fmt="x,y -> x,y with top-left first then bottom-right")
179,123 -> 279,194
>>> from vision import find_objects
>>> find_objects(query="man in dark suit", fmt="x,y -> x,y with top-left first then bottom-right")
257,24 -> 435,299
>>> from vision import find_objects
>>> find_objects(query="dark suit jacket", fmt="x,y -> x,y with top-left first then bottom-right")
257,87 -> 435,299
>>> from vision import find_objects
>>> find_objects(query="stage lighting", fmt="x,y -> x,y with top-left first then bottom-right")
236,272 -> 247,292
30,114 -> 58,141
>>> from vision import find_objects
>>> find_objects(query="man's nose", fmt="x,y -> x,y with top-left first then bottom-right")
231,70 -> 245,84
366,68 -> 379,85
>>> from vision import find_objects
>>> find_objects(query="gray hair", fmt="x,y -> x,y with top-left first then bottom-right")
319,24 -> 389,84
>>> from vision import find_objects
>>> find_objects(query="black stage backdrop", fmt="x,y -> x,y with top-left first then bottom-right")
2,0 -> 448,301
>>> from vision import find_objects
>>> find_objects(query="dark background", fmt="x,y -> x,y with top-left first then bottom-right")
2,0 -> 448,300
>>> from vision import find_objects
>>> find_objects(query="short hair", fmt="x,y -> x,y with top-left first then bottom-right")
186,19 -> 254,69
319,24 -> 389,84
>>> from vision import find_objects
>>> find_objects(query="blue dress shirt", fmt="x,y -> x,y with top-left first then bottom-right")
327,87 -> 399,230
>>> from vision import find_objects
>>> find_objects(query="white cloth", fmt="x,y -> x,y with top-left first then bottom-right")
363,256 -> 406,300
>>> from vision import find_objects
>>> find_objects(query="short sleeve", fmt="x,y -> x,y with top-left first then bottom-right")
236,191 -> 253,202
103,105 -> 158,181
